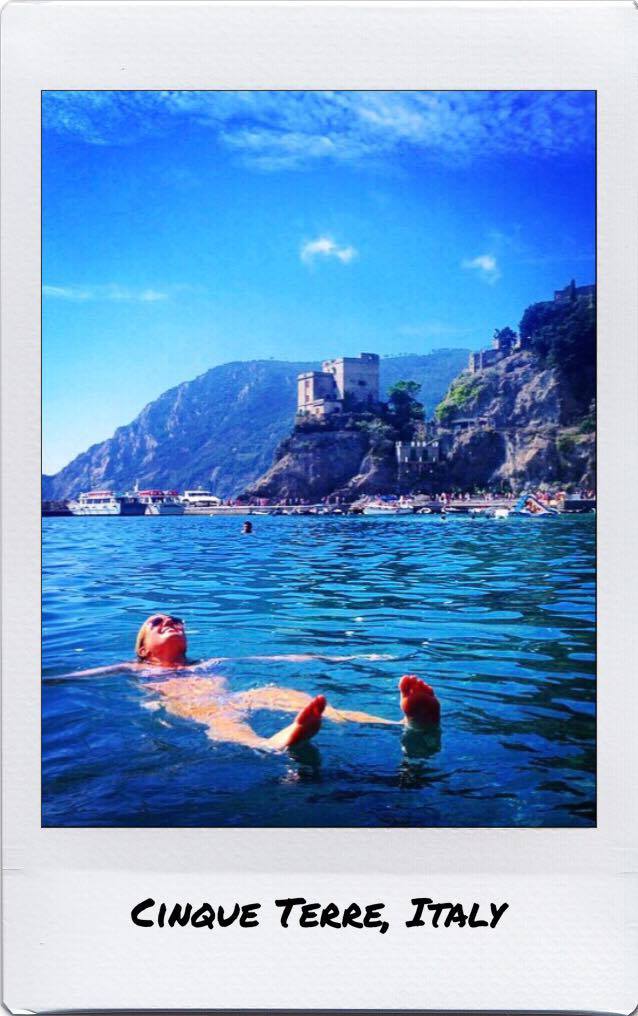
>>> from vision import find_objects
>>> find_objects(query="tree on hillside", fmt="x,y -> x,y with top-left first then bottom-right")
386,380 -> 425,435
493,326 -> 517,346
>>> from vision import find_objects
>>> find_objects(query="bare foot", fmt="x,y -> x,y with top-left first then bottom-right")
399,675 -> 440,728
268,694 -> 327,750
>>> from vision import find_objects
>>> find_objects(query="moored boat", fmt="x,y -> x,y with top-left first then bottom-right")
181,488 -> 222,511
137,489 -> 185,515
68,491 -> 146,516
485,506 -> 511,519
361,500 -> 413,516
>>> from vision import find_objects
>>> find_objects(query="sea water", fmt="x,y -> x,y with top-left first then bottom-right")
42,514 -> 595,827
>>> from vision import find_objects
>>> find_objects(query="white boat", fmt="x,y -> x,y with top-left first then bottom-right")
68,491 -> 146,516
362,501 -> 413,516
469,505 -> 511,518
477,506 -> 513,519
137,489 -> 185,515
181,488 -> 222,509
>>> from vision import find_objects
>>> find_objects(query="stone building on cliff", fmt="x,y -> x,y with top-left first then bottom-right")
296,352 -> 380,421
468,328 -> 517,373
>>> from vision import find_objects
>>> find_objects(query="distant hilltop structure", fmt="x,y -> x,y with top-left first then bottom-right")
468,280 -> 595,374
553,279 -> 596,307
468,327 -> 518,374
296,352 -> 380,421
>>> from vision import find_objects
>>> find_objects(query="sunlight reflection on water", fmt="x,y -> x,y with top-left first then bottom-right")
42,514 -> 595,827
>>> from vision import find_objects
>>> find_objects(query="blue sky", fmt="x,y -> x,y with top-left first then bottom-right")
43,90 -> 595,474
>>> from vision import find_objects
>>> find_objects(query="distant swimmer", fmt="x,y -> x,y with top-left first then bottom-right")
56,614 -> 440,752
242,520 -> 253,534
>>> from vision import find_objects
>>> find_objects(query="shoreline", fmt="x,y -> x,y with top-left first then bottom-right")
42,498 -> 596,518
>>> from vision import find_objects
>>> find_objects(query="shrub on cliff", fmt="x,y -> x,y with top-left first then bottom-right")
578,399 -> 596,433
557,432 -> 577,455
435,374 -> 486,424
356,418 -> 396,459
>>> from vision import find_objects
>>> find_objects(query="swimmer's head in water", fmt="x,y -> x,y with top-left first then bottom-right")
135,613 -> 187,665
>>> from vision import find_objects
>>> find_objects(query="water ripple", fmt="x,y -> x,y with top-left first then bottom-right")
42,514 -> 596,827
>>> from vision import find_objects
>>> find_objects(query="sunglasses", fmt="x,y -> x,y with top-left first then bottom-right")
148,615 -> 184,629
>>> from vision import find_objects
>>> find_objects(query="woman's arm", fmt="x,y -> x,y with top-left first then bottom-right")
46,661 -> 143,680
189,653 -> 391,672
232,653 -> 394,663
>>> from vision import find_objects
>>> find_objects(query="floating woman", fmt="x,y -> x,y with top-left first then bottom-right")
61,613 -> 441,752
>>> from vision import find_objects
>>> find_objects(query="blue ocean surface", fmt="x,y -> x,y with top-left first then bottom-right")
42,514 -> 596,827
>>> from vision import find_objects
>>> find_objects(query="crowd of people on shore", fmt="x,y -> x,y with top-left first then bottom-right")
237,486 -> 595,509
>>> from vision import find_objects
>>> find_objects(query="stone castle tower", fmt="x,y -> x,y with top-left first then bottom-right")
297,352 -> 380,420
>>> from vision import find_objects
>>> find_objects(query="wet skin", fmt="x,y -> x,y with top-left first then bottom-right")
137,614 -> 188,666
68,614 -> 442,752
144,673 -> 440,751
399,674 -> 442,726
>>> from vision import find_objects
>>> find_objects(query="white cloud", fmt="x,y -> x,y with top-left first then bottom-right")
43,283 -> 170,302
43,285 -> 91,301
300,236 -> 357,265
461,254 -> 501,284
42,90 -> 595,171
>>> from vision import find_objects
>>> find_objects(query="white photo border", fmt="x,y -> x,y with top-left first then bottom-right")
2,2 -> 637,1013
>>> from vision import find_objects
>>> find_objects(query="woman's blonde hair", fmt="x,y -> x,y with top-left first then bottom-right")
135,616 -> 156,659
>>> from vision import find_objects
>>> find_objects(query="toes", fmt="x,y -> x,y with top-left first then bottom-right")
401,674 -> 435,698
399,675 -> 441,726
399,674 -> 417,695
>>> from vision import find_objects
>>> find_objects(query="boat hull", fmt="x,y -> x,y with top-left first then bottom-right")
145,503 -> 185,515
69,498 -> 146,516
69,503 -> 120,515
362,507 -> 413,515
119,499 -> 147,516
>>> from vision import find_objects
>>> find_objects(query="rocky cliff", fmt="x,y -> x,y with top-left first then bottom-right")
432,350 -> 595,490
43,349 -> 468,500
245,413 -> 403,502
245,426 -> 372,501
247,293 -> 596,499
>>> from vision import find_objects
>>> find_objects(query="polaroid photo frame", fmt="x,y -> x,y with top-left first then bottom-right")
2,2 -> 637,1013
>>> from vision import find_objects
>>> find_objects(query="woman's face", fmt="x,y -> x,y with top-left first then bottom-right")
139,614 -> 187,663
